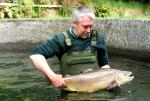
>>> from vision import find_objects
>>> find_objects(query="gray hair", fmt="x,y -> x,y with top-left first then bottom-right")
72,6 -> 95,22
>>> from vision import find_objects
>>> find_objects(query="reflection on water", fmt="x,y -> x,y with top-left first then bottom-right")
0,51 -> 150,101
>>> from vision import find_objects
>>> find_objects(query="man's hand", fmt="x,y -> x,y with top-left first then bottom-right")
30,54 -> 65,88
51,74 -> 65,88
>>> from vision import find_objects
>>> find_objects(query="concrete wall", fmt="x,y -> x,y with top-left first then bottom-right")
0,19 -> 150,60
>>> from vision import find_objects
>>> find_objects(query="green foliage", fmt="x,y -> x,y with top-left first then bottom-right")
58,6 -> 72,17
0,0 -> 44,18
0,7 -> 11,18
0,6 -> 21,18
91,1 -> 110,18
10,6 -> 21,18
32,7 -> 44,18
58,0 -> 110,18
94,7 -> 110,18
17,0 -> 34,18
0,0 -> 149,19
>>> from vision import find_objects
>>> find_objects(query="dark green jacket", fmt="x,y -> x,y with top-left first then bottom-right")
32,28 -> 109,67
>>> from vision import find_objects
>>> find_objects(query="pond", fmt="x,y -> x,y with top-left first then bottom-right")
0,50 -> 150,101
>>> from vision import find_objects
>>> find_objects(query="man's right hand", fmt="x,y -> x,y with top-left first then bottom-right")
30,54 -> 66,88
50,74 -> 65,88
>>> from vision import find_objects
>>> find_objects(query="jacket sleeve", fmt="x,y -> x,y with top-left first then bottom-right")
96,32 -> 109,67
31,33 -> 66,59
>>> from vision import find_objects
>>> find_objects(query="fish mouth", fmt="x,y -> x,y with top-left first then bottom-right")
128,72 -> 134,80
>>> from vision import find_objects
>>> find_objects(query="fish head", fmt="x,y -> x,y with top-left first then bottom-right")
115,71 -> 134,85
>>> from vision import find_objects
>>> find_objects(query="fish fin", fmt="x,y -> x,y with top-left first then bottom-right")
64,75 -> 71,77
107,83 -> 121,92
63,85 -> 77,92
83,69 -> 94,73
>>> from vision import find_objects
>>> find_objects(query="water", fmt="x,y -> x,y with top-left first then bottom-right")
0,50 -> 150,101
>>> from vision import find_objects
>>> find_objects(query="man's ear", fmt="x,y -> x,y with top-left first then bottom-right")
71,20 -> 77,28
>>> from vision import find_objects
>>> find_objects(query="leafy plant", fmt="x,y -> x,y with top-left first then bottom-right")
91,0 -> 110,18
0,7 -> 11,18
58,6 -> 72,17
32,7 -> 44,18
94,6 -> 110,17
0,0 -> 149,19
0,6 -> 29,19
17,0 -> 34,18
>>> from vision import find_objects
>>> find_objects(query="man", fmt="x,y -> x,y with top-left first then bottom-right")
30,6 -> 110,88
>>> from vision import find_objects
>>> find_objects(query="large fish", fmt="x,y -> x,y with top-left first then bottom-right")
63,68 -> 134,93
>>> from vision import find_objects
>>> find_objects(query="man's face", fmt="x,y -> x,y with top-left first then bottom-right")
73,15 -> 94,39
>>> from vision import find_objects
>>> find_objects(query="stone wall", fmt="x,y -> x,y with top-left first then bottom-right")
0,19 -> 150,60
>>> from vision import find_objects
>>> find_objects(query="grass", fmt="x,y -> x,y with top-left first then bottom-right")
87,0 -> 150,19
0,0 -> 149,20
1,16 -> 150,21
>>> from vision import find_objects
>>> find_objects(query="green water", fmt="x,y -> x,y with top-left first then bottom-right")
0,51 -> 150,101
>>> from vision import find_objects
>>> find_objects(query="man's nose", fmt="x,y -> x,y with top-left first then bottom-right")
86,27 -> 92,33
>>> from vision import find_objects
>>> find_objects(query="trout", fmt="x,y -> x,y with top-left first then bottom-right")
63,68 -> 134,93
